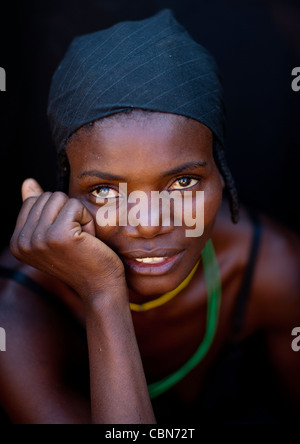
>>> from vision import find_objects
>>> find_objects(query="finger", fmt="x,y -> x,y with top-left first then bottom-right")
81,218 -> 96,237
10,192 -> 51,257
19,192 -> 54,236
11,193 -> 53,252
12,192 -> 50,236
51,198 -> 95,238
34,192 -> 69,228
21,178 -> 44,202
29,192 -> 69,249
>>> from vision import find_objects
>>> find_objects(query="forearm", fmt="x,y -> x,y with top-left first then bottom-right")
84,289 -> 156,424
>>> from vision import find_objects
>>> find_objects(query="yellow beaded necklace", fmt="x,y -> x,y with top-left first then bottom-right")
129,259 -> 201,312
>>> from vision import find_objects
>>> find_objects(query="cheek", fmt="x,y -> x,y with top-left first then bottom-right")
95,225 -> 121,247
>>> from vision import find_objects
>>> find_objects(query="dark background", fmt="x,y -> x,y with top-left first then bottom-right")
0,0 -> 299,252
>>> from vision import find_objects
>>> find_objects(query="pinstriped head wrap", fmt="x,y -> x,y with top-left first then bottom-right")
47,9 -> 226,154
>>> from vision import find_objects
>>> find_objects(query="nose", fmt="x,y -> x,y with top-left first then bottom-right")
124,222 -> 173,239
121,191 -> 174,239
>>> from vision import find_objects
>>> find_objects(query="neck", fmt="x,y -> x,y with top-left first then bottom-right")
129,260 -> 201,312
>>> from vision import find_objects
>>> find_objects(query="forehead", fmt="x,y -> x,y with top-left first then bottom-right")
66,111 -> 213,170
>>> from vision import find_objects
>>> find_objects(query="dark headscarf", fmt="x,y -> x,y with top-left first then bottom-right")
47,9 -> 225,154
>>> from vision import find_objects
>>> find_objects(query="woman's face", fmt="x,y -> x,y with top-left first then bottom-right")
67,112 -> 224,301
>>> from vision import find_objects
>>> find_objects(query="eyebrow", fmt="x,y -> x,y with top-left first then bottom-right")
162,160 -> 207,176
78,170 -> 127,181
78,160 -> 207,181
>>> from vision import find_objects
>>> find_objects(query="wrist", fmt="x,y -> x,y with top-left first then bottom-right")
81,278 -> 129,315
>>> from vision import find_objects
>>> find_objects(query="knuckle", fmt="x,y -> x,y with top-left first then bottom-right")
9,237 -> 20,258
67,197 -> 82,210
52,191 -> 68,203
21,196 -> 38,212
22,196 -> 38,206
42,191 -> 53,199
45,228 -> 64,247
22,192 -> 51,211
16,233 -> 32,254
63,198 -> 84,218
40,191 -> 54,204
31,231 -> 47,250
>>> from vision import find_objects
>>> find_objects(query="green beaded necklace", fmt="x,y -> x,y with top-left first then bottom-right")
148,239 -> 222,399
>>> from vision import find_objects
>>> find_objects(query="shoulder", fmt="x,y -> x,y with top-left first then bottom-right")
0,248 -> 88,422
213,201 -> 300,332
252,213 -> 300,329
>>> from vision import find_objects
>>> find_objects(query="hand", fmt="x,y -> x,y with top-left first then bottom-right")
10,179 -> 126,301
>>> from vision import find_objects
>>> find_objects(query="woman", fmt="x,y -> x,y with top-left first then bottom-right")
0,10 -> 299,424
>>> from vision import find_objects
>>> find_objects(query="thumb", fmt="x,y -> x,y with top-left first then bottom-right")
21,178 -> 44,202
80,206 -> 96,237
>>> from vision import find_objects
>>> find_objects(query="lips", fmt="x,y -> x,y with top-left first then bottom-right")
119,248 -> 184,275
120,248 -> 182,259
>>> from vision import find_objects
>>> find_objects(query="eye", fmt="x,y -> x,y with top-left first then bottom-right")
91,186 -> 120,200
169,177 -> 199,190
